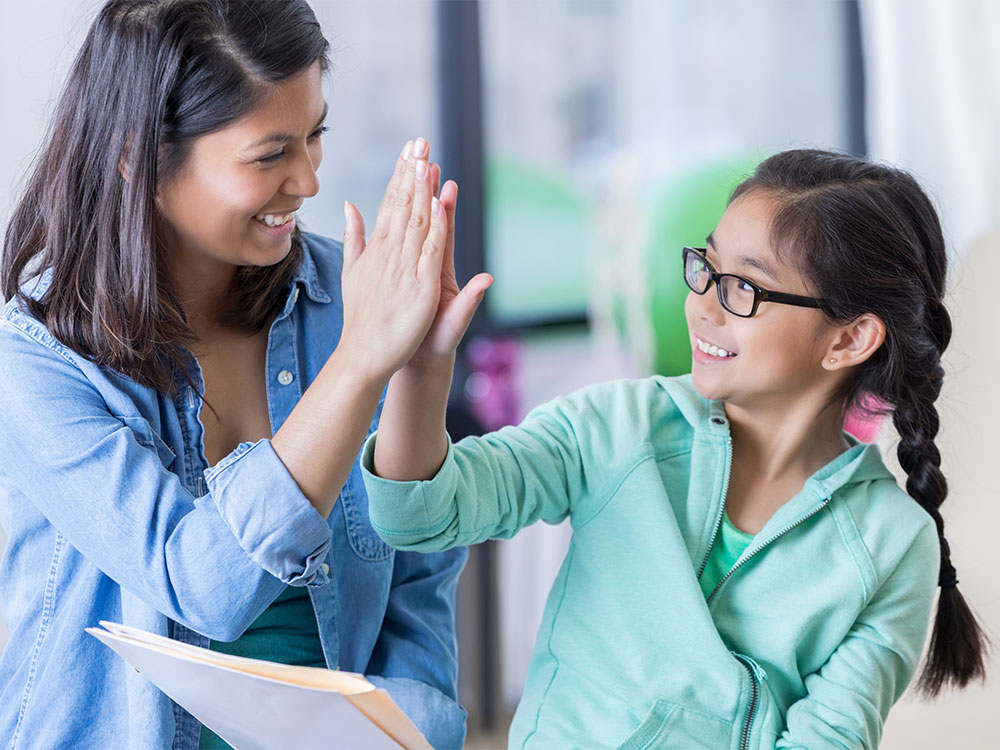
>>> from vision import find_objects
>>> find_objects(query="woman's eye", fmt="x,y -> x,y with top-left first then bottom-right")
257,151 -> 286,165
309,125 -> 330,141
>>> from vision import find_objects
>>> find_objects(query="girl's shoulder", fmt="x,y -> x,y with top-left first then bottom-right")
520,374 -> 708,457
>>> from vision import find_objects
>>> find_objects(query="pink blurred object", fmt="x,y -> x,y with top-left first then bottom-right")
843,395 -> 889,442
464,336 -> 521,432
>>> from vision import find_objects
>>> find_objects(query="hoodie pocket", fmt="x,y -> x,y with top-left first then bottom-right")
616,700 -> 735,750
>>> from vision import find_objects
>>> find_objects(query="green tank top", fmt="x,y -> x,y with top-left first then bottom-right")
198,584 -> 325,749
699,512 -> 755,600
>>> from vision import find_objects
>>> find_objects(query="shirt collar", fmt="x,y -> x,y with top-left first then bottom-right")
291,233 -> 332,304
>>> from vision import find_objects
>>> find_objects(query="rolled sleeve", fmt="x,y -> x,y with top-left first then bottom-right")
205,439 -> 332,586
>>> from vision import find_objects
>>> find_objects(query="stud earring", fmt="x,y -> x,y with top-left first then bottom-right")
828,358 -> 838,364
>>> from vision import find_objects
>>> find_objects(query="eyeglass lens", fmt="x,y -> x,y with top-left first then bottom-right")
684,251 -> 757,316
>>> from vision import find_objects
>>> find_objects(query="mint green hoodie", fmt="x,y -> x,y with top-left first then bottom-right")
362,376 -> 939,749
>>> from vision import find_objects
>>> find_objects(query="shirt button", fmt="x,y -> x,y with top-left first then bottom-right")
320,563 -> 330,575
711,416 -> 726,426
277,370 -> 294,386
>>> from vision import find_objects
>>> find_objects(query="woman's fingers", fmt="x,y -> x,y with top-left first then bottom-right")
386,137 -> 427,254
342,201 -> 366,271
401,145 -> 435,263
370,140 -> 413,241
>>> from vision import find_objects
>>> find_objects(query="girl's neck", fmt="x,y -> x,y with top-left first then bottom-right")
724,394 -> 850,484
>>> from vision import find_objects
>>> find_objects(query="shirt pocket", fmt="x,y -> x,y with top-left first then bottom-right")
120,415 -> 176,470
339,467 -> 393,562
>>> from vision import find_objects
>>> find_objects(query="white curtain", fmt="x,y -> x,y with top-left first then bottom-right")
860,0 -> 1000,255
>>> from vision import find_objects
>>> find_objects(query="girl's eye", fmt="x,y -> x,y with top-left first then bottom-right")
737,279 -> 755,293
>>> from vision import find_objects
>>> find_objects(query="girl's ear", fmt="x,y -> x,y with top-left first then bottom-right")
823,313 -> 886,370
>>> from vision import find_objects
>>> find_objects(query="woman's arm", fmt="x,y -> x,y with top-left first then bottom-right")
365,546 -> 469,750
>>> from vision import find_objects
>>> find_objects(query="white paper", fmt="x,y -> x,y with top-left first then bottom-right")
88,622 -> 421,750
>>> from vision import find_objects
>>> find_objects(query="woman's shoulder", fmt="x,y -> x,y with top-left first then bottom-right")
1,274 -> 78,363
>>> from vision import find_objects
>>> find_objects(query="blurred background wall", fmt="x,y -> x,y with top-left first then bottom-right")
0,1 -> 997,747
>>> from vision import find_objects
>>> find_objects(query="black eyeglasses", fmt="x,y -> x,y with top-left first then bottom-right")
682,246 -> 826,318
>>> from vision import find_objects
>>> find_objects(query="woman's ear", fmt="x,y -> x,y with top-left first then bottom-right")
823,313 -> 886,370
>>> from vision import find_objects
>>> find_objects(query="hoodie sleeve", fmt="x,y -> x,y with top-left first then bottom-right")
771,520 -> 940,749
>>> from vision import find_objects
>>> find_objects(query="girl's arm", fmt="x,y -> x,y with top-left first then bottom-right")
271,140 -> 455,518
769,523 -> 940,749
370,176 -> 493,484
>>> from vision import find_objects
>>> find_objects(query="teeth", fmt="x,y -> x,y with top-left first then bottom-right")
696,337 -> 735,358
255,212 -> 295,227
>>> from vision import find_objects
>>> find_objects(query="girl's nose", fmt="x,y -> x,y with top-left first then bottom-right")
688,287 -> 727,326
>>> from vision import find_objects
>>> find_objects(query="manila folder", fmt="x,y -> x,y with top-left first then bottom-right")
87,621 -> 432,750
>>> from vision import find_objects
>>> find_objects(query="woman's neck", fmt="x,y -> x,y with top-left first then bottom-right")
165,257 -> 238,338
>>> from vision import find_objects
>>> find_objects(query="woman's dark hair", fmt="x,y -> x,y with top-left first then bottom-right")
731,149 -> 987,696
2,0 -> 330,393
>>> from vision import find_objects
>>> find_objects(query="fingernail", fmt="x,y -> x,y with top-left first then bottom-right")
431,196 -> 441,215
416,160 -> 427,180
344,201 -> 350,222
414,137 -> 427,158
402,141 -> 414,161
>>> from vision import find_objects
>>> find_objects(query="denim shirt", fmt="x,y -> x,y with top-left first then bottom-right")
0,232 -> 467,750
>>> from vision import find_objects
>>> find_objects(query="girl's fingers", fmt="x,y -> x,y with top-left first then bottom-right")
371,140 -> 413,241
342,201 -> 366,270
386,137 -> 427,252
439,180 -> 458,279
438,272 -> 494,352
430,162 -> 441,199
416,194 -> 447,281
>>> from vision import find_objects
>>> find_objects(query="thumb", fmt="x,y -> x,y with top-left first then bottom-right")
343,201 -> 366,270
444,273 -> 494,343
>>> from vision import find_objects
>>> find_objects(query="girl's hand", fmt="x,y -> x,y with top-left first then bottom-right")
406,172 -> 494,371
337,138 -> 449,383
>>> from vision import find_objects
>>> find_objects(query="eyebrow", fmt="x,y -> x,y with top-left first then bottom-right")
705,232 -> 780,283
244,102 -> 329,151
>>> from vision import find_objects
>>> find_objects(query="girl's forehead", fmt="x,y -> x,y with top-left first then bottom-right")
708,194 -> 782,269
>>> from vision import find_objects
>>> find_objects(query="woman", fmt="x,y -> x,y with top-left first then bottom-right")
0,1 -> 487,747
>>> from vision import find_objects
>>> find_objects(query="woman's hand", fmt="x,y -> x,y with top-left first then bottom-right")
336,138 -> 450,383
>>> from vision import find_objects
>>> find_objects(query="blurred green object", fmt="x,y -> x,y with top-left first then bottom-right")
485,158 -> 589,325
646,156 -> 762,376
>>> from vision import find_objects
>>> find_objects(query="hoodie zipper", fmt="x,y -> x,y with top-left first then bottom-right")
706,497 -> 830,605
698,436 -> 733,579
733,653 -> 767,750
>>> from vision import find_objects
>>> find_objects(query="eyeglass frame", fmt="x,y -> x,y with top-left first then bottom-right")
682,246 -> 826,318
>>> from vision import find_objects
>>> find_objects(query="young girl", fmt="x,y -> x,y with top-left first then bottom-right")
0,1 -> 482,747
363,149 -> 988,748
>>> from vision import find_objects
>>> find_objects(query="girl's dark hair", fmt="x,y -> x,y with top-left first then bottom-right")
2,0 -> 329,393
732,149 -> 987,696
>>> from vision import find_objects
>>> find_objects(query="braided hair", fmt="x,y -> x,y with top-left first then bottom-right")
731,149 -> 987,695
